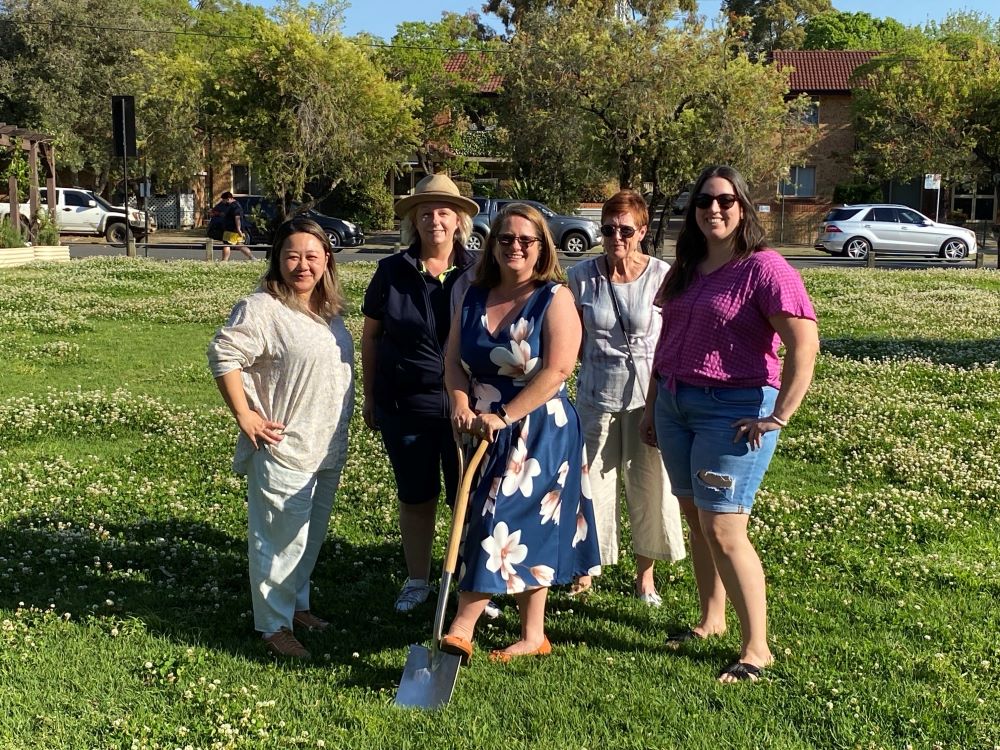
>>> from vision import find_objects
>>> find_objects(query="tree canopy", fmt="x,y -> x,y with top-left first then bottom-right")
802,11 -> 915,50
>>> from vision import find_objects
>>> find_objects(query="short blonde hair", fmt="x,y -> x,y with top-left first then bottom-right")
474,203 -> 564,288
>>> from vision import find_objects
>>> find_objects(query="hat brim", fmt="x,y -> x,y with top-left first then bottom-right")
394,191 -> 479,219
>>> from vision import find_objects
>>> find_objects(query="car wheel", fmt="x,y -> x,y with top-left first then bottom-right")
327,231 -> 343,252
562,231 -> 588,256
105,221 -> 127,246
842,236 -> 871,260
940,237 -> 968,262
467,231 -> 487,252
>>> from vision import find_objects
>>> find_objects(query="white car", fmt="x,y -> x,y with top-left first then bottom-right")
815,204 -> 977,261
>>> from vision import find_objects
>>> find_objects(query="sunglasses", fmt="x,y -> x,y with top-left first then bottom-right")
693,193 -> 739,210
599,224 -> 638,239
497,233 -> 541,248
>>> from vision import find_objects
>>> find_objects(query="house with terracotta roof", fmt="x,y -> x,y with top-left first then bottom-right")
756,50 -> 880,242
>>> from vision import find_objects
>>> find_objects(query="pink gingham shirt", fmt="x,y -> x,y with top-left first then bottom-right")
652,250 -> 816,390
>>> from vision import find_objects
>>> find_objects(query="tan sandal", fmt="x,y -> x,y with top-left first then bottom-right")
567,578 -> 592,597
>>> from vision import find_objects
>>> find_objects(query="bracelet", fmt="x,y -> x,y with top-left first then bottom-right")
768,414 -> 789,427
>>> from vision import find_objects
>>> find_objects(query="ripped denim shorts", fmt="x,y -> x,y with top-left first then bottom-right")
654,381 -> 779,514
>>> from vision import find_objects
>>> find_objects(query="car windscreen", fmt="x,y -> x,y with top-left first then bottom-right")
824,208 -> 863,222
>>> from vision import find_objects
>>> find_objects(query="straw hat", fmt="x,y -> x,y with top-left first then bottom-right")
394,174 -> 479,219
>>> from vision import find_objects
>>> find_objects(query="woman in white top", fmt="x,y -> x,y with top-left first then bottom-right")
208,217 -> 354,659
566,190 -> 686,604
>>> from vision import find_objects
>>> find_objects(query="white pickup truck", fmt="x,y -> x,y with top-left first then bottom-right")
0,187 -> 155,245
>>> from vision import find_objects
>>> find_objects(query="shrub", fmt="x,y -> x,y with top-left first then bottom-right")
833,181 -> 882,205
453,180 -> 473,198
319,181 -> 394,231
0,217 -> 25,248
35,209 -> 60,246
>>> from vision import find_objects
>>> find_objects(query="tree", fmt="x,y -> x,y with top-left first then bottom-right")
483,0 -> 696,32
0,0 -> 179,192
722,0 -> 832,54
853,38 -> 1000,187
214,10 -> 418,210
803,11 -> 915,50
376,12 -> 501,175
499,0 -> 816,218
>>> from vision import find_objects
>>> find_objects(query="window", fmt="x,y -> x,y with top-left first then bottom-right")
897,208 -> 926,224
780,166 -> 816,198
802,101 -> 819,126
866,207 -> 897,222
63,191 -> 90,207
952,182 -> 995,221
232,165 -> 251,195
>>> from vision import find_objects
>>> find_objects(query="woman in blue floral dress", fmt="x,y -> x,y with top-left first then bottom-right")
439,203 -> 601,662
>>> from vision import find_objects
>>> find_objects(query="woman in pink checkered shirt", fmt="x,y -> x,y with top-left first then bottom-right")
639,164 -> 819,683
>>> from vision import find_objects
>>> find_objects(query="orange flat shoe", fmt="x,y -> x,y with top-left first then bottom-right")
439,634 -> 474,665
489,636 -> 552,663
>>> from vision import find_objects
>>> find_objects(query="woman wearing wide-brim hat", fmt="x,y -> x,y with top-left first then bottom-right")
361,173 -> 481,613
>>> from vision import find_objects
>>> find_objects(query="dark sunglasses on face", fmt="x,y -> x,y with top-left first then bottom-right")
599,224 -> 638,239
693,193 -> 738,210
497,233 -> 541,248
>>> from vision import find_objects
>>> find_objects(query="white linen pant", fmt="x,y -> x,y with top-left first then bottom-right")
247,449 -> 343,634
577,402 -> 686,566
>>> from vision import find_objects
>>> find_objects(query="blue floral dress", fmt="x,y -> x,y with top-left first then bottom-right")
457,282 -> 602,594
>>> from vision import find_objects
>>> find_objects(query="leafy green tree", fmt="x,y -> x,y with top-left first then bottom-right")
803,11 -> 915,50
723,0 -> 832,54
500,0 -> 816,218
853,37 -> 1000,187
0,0 -> 178,192
215,10 -> 418,211
376,12 -> 501,175
483,0 -> 696,31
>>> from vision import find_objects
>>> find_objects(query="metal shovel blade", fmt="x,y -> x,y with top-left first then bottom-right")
394,644 -> 462,709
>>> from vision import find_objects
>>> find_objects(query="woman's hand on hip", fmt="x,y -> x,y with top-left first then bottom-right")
732,415 -> 782,450
236,410 -> 285,449
638,409 -> 657,448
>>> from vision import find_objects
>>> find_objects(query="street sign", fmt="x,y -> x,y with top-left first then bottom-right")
924,174 -> 941,190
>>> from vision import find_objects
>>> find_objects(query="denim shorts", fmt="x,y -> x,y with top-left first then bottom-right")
654,381 -> 779,514
377,408 -> 459,506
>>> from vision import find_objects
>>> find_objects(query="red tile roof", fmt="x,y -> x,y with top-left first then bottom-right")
771,50 -> 881,93
443,52 -> 502,94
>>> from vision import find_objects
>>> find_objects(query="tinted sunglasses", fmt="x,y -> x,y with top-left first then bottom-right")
497,233 -> 541,248
600,224 -> 638,239
693,192 -> 738,210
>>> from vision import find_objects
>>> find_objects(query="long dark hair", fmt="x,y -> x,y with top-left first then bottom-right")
657,165 -> 767,302
261,217 -> 343,319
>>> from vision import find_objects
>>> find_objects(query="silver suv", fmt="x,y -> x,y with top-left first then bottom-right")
815,204 -> 977,261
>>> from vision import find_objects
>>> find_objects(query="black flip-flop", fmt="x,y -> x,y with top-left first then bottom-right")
718,661 -> 763,682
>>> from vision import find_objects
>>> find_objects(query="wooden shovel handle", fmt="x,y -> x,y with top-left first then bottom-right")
443,439 -> 488,576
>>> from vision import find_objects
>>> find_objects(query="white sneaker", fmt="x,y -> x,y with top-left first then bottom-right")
395,579 -> 431,613
483,600 -> 501,619
637,591 -> 662,608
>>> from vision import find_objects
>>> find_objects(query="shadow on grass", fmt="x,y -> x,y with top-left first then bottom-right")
0,515 -> 430,687
821,337 -> 1000,366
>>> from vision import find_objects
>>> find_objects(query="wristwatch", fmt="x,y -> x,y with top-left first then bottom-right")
496,405 -> 514,427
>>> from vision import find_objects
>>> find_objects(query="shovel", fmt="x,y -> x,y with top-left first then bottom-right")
395,437 -> 489,709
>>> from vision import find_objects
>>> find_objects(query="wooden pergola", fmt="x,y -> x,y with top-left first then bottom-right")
0,123 -> 56,243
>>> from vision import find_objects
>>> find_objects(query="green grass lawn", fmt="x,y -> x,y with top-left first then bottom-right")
1,258 -> 999,749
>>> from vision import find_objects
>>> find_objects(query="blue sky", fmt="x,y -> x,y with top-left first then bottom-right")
336,1 -> 998,39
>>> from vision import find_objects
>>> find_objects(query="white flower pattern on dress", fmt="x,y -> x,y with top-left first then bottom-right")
482,522 -> 528,593
539,489 -> 560,525
530,565 -> 554,587
472,381 -> 502,413
490,320 -> 540,382
546,398 -> 568,427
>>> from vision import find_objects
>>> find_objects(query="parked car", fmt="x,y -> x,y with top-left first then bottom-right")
0,187 -> 154,245
469,197 -> 601,256
815,204 -> 978,261
672,191 -> 690,215
207,195 -> 364,252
